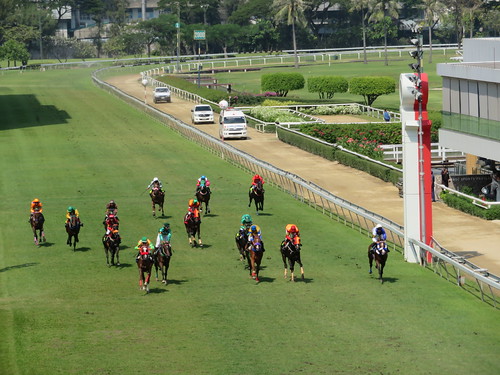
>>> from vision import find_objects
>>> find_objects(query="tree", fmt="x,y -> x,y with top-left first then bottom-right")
349,0 -> 371,64
136,14 -> 177,57
420,0 -> 446,63
272,0 -> 311,69
349,76 -> 395,106
227,0 -> 272,25
0,39 -> 30,67
208,24 -> 242,56
368,0 -> 400,66
308,76 -> 348,99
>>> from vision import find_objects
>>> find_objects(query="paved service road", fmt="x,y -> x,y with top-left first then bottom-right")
106,74 -> 500,275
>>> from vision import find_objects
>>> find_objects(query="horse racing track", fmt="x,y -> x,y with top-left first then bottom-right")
0,68 -> 499,375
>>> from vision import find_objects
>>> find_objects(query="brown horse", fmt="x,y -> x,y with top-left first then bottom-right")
66,214 -> 82,251
280,239 -> 304,282
154,241 -> 172,284
184,211 -> 202,247
103,228 -> 121,267
196,184 -> 211,215
248,180 -> 264,214
368,242 -> 389,283
137,246 -> 154,293
30,211 -> 45,246
150,187 -> 165,217
247,237 -> 263,282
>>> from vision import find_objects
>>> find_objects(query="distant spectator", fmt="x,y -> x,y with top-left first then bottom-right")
383,109 -> 391,122
431,171 -> 436,202
441,167 -> 450,188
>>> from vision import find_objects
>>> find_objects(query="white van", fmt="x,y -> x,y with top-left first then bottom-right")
219,109 -> 247,139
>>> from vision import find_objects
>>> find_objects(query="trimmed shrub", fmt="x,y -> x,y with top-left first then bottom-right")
301,123 -> 402,145
349,76 -> 396,106
440,191 -> 500,220
301,105 -> 362,116
249,106 -> 304,123
307,76 -> 348,99
261,72 -> 305,97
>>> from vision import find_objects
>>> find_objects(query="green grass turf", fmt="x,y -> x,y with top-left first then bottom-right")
212,54 -> 451,113
0,68 -> 499,375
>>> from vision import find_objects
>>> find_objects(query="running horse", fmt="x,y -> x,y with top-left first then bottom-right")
154,241 -> 172,284
368,242 -> 389,283
137,245 -> 154,293
247,236 -> 263,282
30,210 -> 46,246
184,211 -> 202,247
196,183 -> 211,215
248,180 -> 265,214
103,227 -> 121,267
66,214 -> 82,251
150,186 -> 165,217
235,227 -> 250,267
280,238 -> 304,282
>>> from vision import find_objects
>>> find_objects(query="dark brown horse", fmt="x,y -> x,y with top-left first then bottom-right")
196,184 -> 211,215
280,239 -> 304,282
30,211 -> 45,246
150,186 -> 165,217
184,211 -> 202,247
103,228 -> 121,267
235,227 -> 250,266
66,214 -> 82,251
368,242 -> 389,283
247,237 -> 263,282
154,241 -> 172,284
248,180 -> 264,214
137,246 -> 154,293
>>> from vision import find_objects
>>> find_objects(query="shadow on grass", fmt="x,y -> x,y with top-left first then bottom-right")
254,212 -> 272,217
256,276 -> 275,283
164,279 -> 188,286
0,262 -> 39,273
74,246 -> 91,252
38,241 -> 55,247
147,288 -> 168,294
202,213 -> 218,218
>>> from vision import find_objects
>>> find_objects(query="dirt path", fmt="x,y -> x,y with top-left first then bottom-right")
106,74 -> 500,275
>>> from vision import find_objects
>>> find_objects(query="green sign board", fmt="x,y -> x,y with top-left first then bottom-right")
194,30 -> 206,40
175,22 -> 180,28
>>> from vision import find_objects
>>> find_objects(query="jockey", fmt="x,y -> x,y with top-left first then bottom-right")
135,236 -> 154,262
196,175 -> 211,192
250,174 -> 265,193
65,206 -> 80,226
240,214 -> 253,232
148,177 -> 164,194
372,224 -> 387,242
248,225 -> 264,251
105,200 -> 118,215
188,198 -> 200,219
155,223 -> 172,249
30,198 -> 43,214
285,224 -> 301,246
104,214 -> 119,234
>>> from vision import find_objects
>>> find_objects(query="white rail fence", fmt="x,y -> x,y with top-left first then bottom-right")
93,67 -> 499,307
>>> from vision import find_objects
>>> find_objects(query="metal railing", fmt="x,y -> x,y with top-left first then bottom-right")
93,67 -> 499,307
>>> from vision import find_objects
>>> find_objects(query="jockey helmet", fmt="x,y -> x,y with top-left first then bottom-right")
67,206 -> 74,212
153,177 -> 159,181
109,200 -> 115,204
188,199 -> 194,206
33,198 -> 40,203
242,214 -> 252,223
375,224 -> 382,229
108,214 -> 114,218
289,225 -> 298,233
160,227 -> 167,234
163,222 -> 170,228
141,236 -> 148,243
201,175 -> 206,180
251,225 -> 257,232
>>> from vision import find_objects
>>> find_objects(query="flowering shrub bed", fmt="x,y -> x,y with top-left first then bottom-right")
301,105 -> 362,116
249,106 -> 304,123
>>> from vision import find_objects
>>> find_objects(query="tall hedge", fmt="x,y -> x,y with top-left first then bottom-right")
261,72 -> 305,97
349,76 -> 396,106
307,76 -> 348,99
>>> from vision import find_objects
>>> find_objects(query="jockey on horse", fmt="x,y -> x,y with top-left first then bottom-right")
103,200 -> 119,232
250,174 -> 265,192
370,224 -> 389,254
285,224 -> 301,247
196,175 -> 211,193
240,214 -> 253,233
105,200 -> 118,215
135,237 -> 154,262
65,206 -> 82,227
248,224 -> 265,252
29,198 -> 43,220
148,177 -> 164,196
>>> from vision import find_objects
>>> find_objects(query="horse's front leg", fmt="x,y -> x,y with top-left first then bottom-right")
197,227 -> 203,247
164,258 -> 170,284
152,202 -> 156,217
115,248 -> 120,266
296,254 -> 304,280
281,253 -> 288,279
368,252 -> 373,274
289,258 -> 295,282
154,260 -> 160,281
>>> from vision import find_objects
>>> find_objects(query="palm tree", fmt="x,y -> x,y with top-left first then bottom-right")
349,0 -> 371,64
420,0 -> 446,64
368,0 -> 400,66
272,0 -> 310,69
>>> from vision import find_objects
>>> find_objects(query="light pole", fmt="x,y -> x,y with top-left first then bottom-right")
201,4 -> 209,53
175,2 -> 181,73
142,78 -> 148,104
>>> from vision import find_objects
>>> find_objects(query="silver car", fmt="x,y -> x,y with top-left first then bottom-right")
191,104 -> 214,124
153,87 -> 171,103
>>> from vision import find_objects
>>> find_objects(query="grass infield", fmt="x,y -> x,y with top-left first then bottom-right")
0,68 -> 499,375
